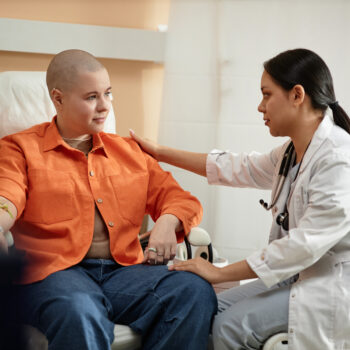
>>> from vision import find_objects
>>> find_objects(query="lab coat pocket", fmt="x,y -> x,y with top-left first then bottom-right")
290,185 -> 308,225
23,169 -> 74,224
110,172 -> 148,225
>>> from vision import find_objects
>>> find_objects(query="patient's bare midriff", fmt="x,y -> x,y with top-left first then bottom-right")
84,205 -> 112,259
62,140 -> 112,259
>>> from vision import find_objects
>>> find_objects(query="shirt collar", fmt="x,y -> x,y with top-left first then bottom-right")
299,110 -> 334,173
92,132 -> 110,158
42,116 -> 65,152
43,116 -> 109,158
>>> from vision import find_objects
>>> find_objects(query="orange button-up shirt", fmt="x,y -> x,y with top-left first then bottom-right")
0,118 -> 202,284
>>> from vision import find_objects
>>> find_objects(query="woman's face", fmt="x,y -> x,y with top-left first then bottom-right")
258,70 -> 296,137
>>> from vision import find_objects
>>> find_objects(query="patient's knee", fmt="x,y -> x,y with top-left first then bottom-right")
173,271 -> 217,307
41,292 -> 100,326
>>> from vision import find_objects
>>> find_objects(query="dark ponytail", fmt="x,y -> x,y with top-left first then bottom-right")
328,102 -> 350,133
264,48 -> 350,134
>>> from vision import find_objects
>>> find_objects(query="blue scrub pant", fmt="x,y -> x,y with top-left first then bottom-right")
16,259 -> 217,350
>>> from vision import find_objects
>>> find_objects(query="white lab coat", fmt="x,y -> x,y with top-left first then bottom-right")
206,113 -> 350,349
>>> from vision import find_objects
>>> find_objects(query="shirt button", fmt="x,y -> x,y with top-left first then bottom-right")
89,170 -> 94,177
261,254 -> 265,260
97,198 -> 103,204
291,294 -> 296,298
289,328 -> 294,334
108,221 -> 114,227
273,206 -> 278,214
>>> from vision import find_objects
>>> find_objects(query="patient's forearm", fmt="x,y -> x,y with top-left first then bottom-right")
158,213 -> 183,232
139,214 -> 183,242
0,196 -> 17,233
158,146 -> 208,177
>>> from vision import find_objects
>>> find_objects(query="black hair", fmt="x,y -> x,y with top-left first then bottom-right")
264,48 -> 350,134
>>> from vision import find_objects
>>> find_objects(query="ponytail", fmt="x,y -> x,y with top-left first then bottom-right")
329,102 -> 350,134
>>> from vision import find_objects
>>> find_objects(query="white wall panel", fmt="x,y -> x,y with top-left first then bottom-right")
161,74 -> 218,123
160,0 -> 350,262
0,18 -> 166,62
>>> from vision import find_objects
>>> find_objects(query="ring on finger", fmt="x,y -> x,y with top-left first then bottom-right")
148,247 -> 157,253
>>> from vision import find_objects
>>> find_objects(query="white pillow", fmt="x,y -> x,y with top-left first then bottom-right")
0,71 -> 116,138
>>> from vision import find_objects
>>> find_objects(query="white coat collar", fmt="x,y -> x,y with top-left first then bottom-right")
299,110 -> 334,174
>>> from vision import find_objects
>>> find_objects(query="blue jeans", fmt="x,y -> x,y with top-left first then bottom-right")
16,259 -> 217,350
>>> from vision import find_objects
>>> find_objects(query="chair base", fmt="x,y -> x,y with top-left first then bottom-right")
262,332 -> 288,350
111,325 -> 142,350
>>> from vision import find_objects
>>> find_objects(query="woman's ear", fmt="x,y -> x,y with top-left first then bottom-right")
51,88 -> 63,111
291,84 -> 305,106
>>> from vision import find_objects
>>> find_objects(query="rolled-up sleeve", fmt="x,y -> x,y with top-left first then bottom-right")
144,152 -> 202,237
206,146 -> 283,189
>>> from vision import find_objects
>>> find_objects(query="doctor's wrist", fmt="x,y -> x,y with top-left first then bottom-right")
157,145 -> 169,163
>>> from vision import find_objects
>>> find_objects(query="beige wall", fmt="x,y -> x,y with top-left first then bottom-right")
0,0 -> 170,138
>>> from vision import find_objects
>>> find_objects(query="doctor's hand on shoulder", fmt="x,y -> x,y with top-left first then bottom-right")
129,130 -> 208,178
129,129 -> 161,161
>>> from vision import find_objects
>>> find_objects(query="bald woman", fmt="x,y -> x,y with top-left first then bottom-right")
0,50 -> 217,350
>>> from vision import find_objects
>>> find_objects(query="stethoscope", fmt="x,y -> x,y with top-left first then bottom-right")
259,141 -> 296,230
259,141 -> 295,211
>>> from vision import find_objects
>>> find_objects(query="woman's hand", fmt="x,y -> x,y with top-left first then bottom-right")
168,257 -> 225,284
129,129 -> 208,177
129,129 -> 161,161
143,214 -> 179,265
169,258 -> 257,284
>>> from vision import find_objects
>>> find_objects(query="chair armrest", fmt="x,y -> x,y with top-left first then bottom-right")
186,227 -> 211,246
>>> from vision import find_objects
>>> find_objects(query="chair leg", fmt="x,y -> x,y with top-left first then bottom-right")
184,236 -> 192,259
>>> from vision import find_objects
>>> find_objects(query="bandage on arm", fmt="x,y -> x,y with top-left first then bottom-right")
0,196 -> 17,235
